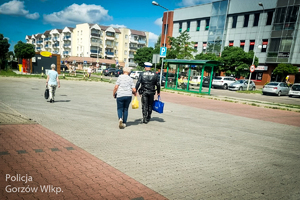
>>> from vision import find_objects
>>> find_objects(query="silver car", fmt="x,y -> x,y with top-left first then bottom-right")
229,80 -> 256,91
288,83 -> 300,97
262,82 -> 290,96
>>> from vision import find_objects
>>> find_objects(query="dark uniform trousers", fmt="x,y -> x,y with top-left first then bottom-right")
141,92 -> 155,120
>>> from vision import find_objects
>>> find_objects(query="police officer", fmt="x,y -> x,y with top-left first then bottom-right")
136,62 -> 160,123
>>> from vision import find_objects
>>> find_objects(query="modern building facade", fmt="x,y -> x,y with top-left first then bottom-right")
160,0 -> 300,84
25,23 -> 149,68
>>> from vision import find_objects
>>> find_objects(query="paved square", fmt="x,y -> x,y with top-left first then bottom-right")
1,77 -> 300,200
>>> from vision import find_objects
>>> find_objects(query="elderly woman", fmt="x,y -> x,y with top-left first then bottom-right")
46,64 -> 60,103
113,67 -> 136,129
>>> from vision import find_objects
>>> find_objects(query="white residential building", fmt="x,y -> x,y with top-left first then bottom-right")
25,23 -> 149,67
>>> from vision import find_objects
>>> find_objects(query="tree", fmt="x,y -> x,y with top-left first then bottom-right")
273,63 -> 298,81
0,33 -> 10,69
220,46 -> 258,77
167,31 -> 197,60
14,41 -> 35,59
195,53 -> 222,73
134,47 -> 154,67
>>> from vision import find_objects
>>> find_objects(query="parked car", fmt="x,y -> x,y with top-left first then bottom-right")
96,68 -> 103,73
288,83 -> 300,97
229,80 -> 256,91
130,71 -> 142,79
114,69 -> 123,77
212,76 -> 236,89
60,64 -> 68,72
202,76 -> 212,87
262,82 -> 290,96
190,76 -> 201,86
103,68 -> 117,76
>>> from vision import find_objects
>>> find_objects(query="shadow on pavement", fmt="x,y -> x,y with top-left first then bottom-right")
46,100 -> 71,103
127,117 -> 165,127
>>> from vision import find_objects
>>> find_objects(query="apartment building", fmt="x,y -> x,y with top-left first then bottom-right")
160,0 -> 300,84
25,23 -> 149,67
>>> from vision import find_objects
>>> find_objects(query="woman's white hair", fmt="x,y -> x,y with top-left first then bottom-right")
51,64 -> 56,69
123,66 -> 132,73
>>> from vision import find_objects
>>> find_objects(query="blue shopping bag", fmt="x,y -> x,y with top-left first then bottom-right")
152,96 -> 164,114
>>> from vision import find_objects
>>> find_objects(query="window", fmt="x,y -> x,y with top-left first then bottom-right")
124,58 -> 126,62
125,35 -> 128,39
243,14 -> 249,27
261,39 -> 268,52
266,11 -> 274,25
187,21 -> 190,32
196,20 -> 200,31
125,43 -> 127,47
253,13 -> 260,26
229,41 -> 234,46
202,42 -> 207,53
232,16 -> 237,28
205,19 -> 210,30
240,40 -> 245,50
124,50 -> 127,55
164,24 -> 168,34
179,22 -> 182,33
194,42 -> 198,50
249,40 -> 255,51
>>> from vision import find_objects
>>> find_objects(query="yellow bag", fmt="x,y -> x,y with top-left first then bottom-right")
132,96 -> 139,109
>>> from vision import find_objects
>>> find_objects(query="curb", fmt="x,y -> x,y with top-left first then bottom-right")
162,89 -> 300,113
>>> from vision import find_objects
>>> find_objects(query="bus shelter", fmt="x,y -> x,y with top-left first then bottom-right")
163,59 -> 222,95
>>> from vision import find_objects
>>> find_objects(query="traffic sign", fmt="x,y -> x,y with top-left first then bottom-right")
152,54 -> 160,63
96,63 -> 99,67
160,47 -> 167,57
250,65 -> 255,73
84,61 -> 87,64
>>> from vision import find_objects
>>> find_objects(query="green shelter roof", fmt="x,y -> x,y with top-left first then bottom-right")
164,59 -> 222,66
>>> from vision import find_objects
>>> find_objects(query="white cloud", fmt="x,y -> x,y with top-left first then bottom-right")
148,32 -> 159,42
154,17 -> 162,27
108,24 -> 127,28
43,3 -> 112,25
0,0 -> 39,19
178,0 -> 216,7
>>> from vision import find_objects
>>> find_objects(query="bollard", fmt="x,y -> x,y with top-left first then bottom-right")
41,67 -> 44,77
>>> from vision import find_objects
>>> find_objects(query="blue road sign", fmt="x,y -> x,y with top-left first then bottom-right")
160,47 -> 167,57
84,61 -> 87,64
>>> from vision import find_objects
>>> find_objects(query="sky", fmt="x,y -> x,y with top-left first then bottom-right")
0,0 -> 216,51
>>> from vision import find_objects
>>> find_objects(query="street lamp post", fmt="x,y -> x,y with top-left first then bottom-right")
152,1 -> 169,85
247,2 -> 264,90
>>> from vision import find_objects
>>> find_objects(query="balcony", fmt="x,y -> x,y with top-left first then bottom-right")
52,45 -> 59,48
91,33 -> 100,37
105,43 -> 114,48
105,52 -> 114,56
106,36 -> 115,41
52,37 -> 59,41
138,40 -> 146,44
37,40 -> 43,44
44,38 -> 51,41
53,51 -> 59,54
63,51 -> 70,55
63,36 -> 71,40
91,41 -> 101,46
36,47 -> 41,50
129,54 -> 134,58
63,44 -> 71,48
129,46 -> 138,50
90,50 -> 101,54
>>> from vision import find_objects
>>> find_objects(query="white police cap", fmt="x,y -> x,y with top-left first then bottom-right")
144,62 -> 152,67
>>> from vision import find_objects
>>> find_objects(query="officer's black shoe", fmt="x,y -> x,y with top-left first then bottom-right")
142,117 -> 148,124
146,116 -> 151,122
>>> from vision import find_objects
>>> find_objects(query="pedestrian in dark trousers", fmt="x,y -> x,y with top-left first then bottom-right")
135,62 -> 160,123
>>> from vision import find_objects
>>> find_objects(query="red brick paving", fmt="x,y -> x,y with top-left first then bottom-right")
0,124 -> 168,200
161,92 -> 300,127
